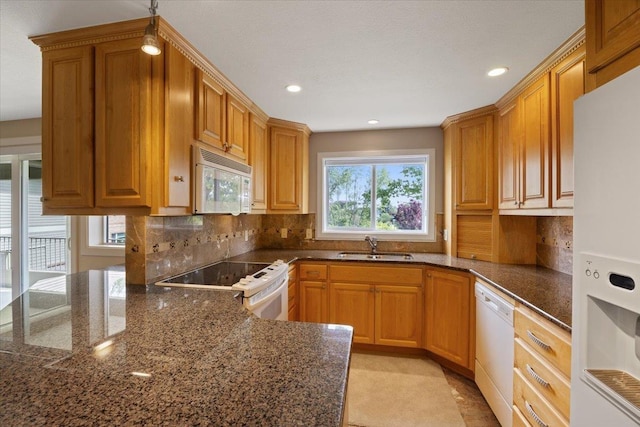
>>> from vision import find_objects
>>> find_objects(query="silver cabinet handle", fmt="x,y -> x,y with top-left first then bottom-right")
527,330 -> 551,351
525,400 -> 548,427
526,364 -> 550,388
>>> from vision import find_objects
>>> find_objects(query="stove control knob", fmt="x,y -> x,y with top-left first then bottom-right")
274,259 -> 284,265
239,278 -> 251,285
585,269 -> 592,277
593,270 -> 600,279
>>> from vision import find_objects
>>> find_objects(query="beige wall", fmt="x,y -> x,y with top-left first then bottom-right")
308,127 -> 444,213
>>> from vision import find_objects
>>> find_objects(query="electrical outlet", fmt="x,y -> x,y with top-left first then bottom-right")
280,228 -> 288,238
244,230 -> 249,242
305,228 -> 313,239
442,229 -> 448,241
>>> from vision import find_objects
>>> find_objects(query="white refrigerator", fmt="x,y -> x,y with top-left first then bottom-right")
571,65 -> 640,426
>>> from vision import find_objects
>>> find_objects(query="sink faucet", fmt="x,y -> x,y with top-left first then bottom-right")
365,236 -> 378,253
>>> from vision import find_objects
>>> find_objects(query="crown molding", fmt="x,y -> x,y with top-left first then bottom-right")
440,104 -> 497,129
267,117 -> 312,135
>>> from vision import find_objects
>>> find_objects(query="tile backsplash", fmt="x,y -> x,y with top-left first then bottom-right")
536,216 -> 573,275
126,213 -> 444,284
126,213 -> 570,284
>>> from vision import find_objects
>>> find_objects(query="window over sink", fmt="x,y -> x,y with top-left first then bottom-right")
317,149 -> 435,242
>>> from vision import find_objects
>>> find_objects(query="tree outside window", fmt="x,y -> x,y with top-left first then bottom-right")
319,150 -> 435,241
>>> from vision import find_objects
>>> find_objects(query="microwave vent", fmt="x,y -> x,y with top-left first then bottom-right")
198,147 -> 251,175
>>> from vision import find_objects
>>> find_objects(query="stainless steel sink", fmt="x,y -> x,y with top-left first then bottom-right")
337,251 -> 414,261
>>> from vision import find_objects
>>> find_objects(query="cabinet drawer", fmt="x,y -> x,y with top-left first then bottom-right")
515,306 -> 571,377
513,404 -> 533,427
515,338 -> 570,419
299,263 -> 327,280
514,368 -> 568,427
330,265 -> 422,284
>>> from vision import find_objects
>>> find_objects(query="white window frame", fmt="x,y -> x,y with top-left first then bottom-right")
80,216 -> 125,257
316,149 -> 436,242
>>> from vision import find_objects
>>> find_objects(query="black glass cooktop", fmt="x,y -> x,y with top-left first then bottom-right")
162,261 -> 270,286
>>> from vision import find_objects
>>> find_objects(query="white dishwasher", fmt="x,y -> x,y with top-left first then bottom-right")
475,281 -> 515,427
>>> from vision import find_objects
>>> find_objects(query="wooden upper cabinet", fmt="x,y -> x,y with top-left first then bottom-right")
425,268 -> 473,369
268,121 -> 310,213
249,113 -> 268,212
519,74 -> 550,209
551,46 -> 585,208
41,46 -> 94,210
454,113 -> 494,210
163,44 -> 193,209
498,101 -> 520,209
195,70 -> 226,151
94,38 -> 152,208
586,0 -> 640,89
226,94 -> 249,162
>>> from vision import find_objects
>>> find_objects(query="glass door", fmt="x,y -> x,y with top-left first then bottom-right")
0,155 -> 69,311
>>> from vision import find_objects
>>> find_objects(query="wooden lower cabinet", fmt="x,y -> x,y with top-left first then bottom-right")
287,264 -> 298,321
513,304 -> 571,426
375,284 -> 422,347
425,268 -> 474,370
301,263 -> 423,348
299,280 -> 328,323
329,283 -> 375,344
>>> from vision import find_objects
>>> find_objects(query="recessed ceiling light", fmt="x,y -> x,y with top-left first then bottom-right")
488,67 -> 509,77
285,84 -> 302,93
368,119 -> 379,125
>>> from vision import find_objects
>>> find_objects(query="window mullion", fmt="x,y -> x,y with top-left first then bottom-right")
370,165 -> 376,230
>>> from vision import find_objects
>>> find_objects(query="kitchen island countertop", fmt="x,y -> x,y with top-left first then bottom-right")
229,249 -> 573,331
0,266 -> 353,426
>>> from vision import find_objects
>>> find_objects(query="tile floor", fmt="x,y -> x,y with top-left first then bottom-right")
441,367 -> 501,427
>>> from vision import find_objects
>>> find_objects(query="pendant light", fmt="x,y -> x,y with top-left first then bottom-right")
141,0 -> 161,56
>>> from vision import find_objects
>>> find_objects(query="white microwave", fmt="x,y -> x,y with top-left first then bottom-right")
193,146 -> 252,214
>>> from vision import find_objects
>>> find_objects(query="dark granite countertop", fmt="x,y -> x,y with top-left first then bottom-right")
0,266 -> 353,426
228,249 -> 573,331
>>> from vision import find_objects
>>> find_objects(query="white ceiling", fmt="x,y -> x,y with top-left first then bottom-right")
0,0 -> 584,132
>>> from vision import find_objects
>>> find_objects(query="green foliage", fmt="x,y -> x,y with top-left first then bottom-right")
326,163 -> 425,231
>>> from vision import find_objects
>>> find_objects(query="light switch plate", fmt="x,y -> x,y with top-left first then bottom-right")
244,230 -> 249,241
280,228 -> 288,238
305,228 -> 313,239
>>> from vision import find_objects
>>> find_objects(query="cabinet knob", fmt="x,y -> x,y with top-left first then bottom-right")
40,197 -> 48,202
427,273 -> 432,278
514,201 -> 518,206
174,176 -> 184,182
470,254 -> 477,259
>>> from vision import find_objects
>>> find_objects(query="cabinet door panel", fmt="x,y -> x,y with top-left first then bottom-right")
330,283 -> 375,344
375,284 -> 422,348
300,280 -> 327,323
42,46 -> 94,209
196,70 -> 225,150
498,102 -> 520,209
520,75 -> 550,209
249,114 -> 268,211
455,114 -> 494,210
226,94 -> 249,161
165,45 -> 192,208
95,38 -> 151,207
551,49 -> 584,208
269,127 -> 302,211
586,0 -> 640,87
425,269 -> 471,368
